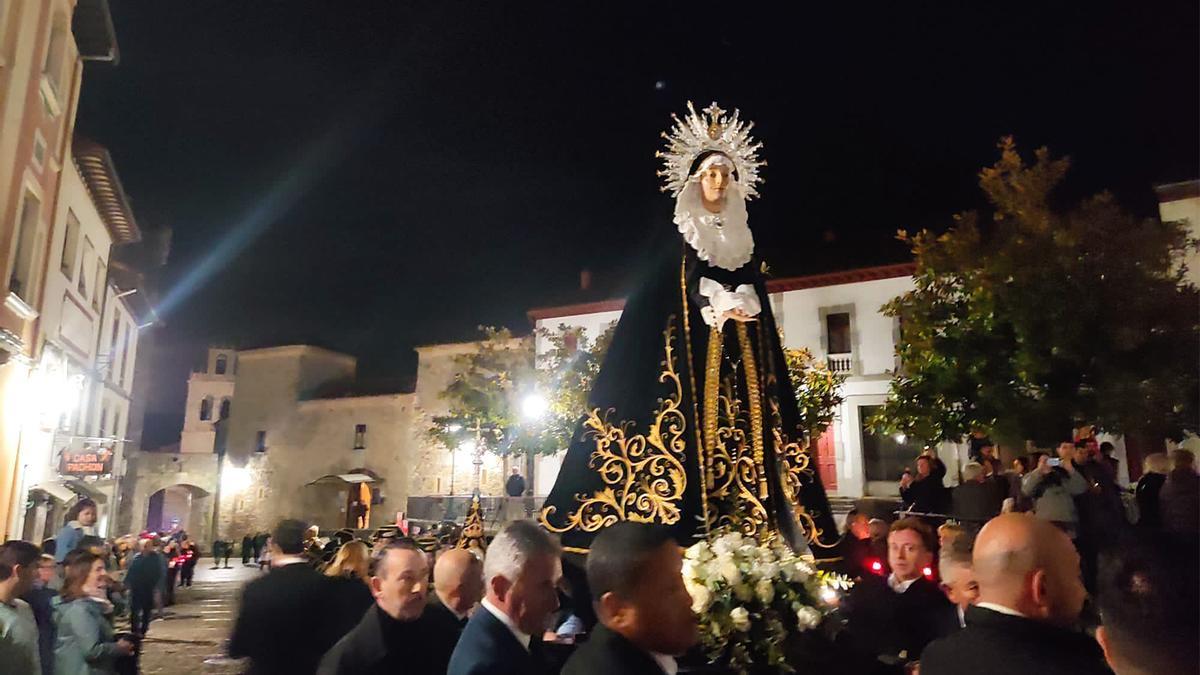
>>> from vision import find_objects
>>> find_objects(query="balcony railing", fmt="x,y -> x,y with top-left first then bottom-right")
827,353 -> 854,375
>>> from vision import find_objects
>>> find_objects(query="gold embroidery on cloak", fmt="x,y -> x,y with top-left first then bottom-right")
540,319 -> 688,534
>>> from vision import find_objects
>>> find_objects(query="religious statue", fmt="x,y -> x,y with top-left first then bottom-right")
541,102 -> 839,557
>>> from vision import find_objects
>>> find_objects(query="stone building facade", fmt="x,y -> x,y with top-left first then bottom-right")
126,345 -> 418,541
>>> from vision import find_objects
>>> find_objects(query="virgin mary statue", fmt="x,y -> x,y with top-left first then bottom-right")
541,102 -> 839,557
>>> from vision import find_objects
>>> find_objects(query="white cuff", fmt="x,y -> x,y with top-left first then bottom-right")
698,278 -> 761,328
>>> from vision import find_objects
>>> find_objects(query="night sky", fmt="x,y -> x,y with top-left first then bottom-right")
75,2 -> 1199,448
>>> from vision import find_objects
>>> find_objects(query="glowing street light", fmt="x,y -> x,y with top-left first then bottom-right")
221,465 -> 252,494
521,393 -> 549,421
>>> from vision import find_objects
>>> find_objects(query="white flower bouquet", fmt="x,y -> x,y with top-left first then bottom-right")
682,531 -> 849,674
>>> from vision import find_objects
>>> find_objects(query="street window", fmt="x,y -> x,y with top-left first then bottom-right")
215,354 -> 227,375
255,430 -> 267,453
859,404 -> 913,482
98,407 -> 108,438
200,396 -> 213,421
354,424 -> 367,450
826,312 -> 851,354
78,238 -> 94,300
219,398 -> 231,420
60,210 -> 79,279
42,14 -> 68,96
9,189 -> 42,303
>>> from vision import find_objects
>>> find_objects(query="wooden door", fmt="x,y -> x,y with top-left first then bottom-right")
814,426 -> 838,492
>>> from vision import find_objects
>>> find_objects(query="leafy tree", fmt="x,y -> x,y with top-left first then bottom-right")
873,138 -> 1199,447
783,346 -> 845,439
427,323 -> 616,460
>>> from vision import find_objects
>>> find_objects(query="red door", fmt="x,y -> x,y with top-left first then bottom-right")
814,426 -> 838,491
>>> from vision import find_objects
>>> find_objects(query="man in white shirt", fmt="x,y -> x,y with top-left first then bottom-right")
449,520 -> 562,675
0,540 -> 42,675
561,523 -> 697,675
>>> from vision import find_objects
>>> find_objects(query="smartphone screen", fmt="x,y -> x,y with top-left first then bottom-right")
1047,457 -> 1061,467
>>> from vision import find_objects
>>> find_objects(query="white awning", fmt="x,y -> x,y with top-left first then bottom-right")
306,473 -> 376,486
29,481 -> 78,503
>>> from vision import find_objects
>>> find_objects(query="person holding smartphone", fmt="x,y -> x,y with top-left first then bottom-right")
1021,442 -> 1089,538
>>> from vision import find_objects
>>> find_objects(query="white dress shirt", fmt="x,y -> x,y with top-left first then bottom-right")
975,602 -> 1026,618
481,598 -> 531,652
887,573 -> 919,594
650,652 -> 678,675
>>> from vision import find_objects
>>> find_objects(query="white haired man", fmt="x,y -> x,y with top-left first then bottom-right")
448,520 -> 561,675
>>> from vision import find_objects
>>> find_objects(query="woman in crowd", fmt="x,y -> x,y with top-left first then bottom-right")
322,540 -> 374,639
54,500 -> 99,563
53,551 -> 135,674
900,454 -> 950,519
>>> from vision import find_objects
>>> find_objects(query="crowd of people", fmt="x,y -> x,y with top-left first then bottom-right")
0,498 -> 206,675
0,442 -> 1196,675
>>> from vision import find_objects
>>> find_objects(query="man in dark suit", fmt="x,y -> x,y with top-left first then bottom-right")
427,548 -> 483,634
448,520 -> 562,675
228,519 -> 342,675
317,539 -> 458,675
920,513 -> 1109,675
841,517 -> 955,671
561,523 -> 697,675
951,462 -> 1003,528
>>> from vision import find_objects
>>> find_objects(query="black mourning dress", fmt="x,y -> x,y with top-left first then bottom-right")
540,235 -> 839,557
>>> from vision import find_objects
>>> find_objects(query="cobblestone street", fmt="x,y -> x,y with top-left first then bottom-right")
134,561 -> 259,674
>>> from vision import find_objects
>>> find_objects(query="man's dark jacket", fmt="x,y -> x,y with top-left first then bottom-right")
561,624 -> 667,675
505,474 -> 527,497
448,605 -> 539,675
951,480 -> 1003,526
425,594 -> 468,632
125,552 -> 163,600
229,562 -> 343,675
841,574 -> 954,664
316,603 -> 458,675
921,605 -> 1112,675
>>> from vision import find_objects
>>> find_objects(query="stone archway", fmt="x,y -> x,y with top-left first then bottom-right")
146,483 -> 212,540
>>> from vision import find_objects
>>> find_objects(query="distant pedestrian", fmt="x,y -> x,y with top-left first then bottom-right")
211,540 -> 225,570
125,539 -> 162,636
253,532 -> 268,562
180,541 -> 199,586
241,535 -> 254,565
504,468 -> 526,498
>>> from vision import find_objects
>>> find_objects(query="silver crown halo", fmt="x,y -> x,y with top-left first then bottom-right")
656,101 -> 765,199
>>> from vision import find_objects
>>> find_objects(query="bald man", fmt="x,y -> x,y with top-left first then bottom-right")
920,514 -> 1110,675
428,548 -> 484,631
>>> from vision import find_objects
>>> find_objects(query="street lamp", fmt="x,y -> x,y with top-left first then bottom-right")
521,393 -> 549,421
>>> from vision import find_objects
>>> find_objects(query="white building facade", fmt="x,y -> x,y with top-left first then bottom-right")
11,138 -> 144,542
